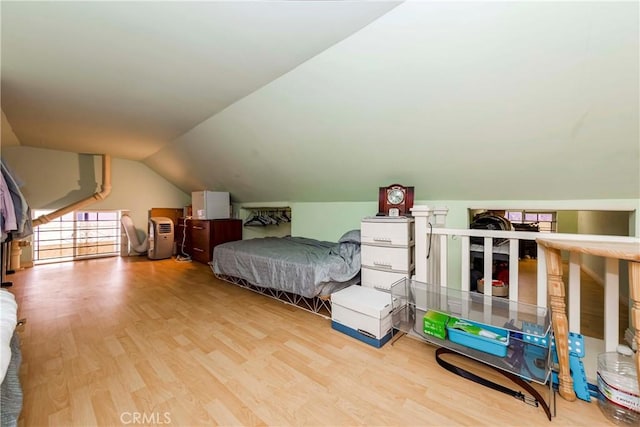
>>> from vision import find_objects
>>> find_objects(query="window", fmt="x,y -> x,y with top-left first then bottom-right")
505,210 -> 557,233
33,210 -> 121,264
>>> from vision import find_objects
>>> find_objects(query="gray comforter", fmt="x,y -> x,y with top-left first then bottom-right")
1,332 -> 22,427
211,236 -> 361,298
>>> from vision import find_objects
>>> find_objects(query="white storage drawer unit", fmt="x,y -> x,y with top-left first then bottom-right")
331,285 -> 393,348
361,267 -> 410,291
361,244 -> 414,272
361,219 -> 414,246
361,217 -> 415,290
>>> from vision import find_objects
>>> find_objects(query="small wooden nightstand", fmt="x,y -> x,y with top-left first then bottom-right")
176,218 -> 242,264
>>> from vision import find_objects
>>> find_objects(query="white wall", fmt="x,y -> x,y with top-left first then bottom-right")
292,202 -> 375,241
1,146 -> 190,240
577,210 -> 631,293
145,1 -> 639,205
557,211 -> 579,234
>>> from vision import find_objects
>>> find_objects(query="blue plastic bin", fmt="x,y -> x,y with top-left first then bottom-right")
446,318 -> 509,357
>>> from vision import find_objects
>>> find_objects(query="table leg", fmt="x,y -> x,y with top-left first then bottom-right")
629,261 -> 640,393
545,247 -> 576,401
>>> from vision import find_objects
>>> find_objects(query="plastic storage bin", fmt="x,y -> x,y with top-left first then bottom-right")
331,285 -> 393,348
597,347 -> 640,425
446,318 -> 509,357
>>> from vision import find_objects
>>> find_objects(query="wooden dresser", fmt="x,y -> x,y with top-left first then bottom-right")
176,218 -> 242,264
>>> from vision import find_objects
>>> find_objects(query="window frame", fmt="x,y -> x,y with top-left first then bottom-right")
505,210 -> 557,233
32,209 -> 121,264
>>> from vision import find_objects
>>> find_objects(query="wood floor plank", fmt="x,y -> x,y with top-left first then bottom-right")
90,388 -> 119,427
47,406 -> 72,426
205,398 -> 247,427
7,256 -> 614,426
69,385 -> 99,426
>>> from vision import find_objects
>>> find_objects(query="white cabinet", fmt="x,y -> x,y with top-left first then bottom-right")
360,217 -> 414,291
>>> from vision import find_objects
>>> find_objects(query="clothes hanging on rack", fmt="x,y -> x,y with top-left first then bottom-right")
243,208 -> 291,227
1,160 -> 32,287
1,161 -> 32,243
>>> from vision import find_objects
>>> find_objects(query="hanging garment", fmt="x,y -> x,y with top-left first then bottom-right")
0,161 -> 32,242
0,171 -> 17,242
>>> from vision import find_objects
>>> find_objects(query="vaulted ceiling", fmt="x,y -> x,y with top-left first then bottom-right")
2,1 -> 638,203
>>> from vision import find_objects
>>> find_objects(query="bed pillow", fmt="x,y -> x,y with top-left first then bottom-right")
338,229 -> 360,244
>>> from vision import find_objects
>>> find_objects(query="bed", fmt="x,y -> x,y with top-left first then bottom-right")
211,230 -> 362,317
1,289 -> 22,427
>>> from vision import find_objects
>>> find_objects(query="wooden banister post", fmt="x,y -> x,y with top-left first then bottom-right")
410,206 -> 433,283
629,261 -> 640,393
545,246 -> 577,401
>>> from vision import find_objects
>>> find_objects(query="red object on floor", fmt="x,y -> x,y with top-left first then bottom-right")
497,268 -> 509,284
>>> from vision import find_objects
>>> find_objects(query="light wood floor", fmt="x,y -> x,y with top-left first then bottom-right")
6,257 -> 614,426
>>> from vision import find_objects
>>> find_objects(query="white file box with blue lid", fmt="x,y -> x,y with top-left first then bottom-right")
331,285 -> 393,348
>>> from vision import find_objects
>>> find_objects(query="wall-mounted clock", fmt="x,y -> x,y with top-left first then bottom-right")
378,184 -> 414,217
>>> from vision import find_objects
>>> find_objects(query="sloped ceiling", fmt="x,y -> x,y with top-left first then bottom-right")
1,0 -> 401,158
2,1 -> 639,203
1,111 -> 19,147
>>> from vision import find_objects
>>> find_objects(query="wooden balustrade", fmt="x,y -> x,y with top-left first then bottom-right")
536,238 -> 640,401
411,206 -> 640,402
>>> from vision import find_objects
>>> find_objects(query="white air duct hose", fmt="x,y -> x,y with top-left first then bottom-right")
120,215 -> 148,254
33,154 -> 112,227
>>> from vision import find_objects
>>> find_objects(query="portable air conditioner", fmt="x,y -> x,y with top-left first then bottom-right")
148,217 -> 174,260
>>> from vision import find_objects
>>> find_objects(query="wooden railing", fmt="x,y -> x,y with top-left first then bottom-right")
410,205 -> 640,398
536,237 -> 640,400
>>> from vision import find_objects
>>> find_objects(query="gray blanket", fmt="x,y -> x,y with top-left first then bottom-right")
212,236 -> 361,298
1,332 -> 22,427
